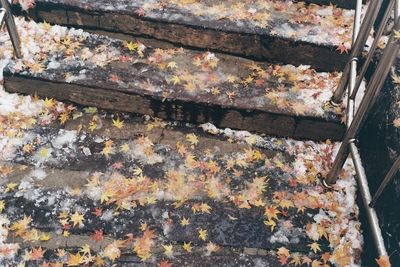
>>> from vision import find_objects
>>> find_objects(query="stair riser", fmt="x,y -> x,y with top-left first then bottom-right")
4,75 -> 344,141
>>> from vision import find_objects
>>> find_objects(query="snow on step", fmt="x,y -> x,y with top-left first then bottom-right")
30,0 -> 355,71
0,92 -> 362,265
3,18 -> 345,140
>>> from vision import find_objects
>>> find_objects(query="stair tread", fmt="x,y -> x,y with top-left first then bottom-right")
31,0 -> 355,70
4,18 -> 345,140
0,101 -> 362,265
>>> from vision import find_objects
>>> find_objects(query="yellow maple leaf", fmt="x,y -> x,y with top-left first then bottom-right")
264,219 -> 276,231
167,61 -> 178,69
309,242 -> 321,254
88,121 -> 97,132
39,233 -> 51,241
393,118 -> 400,128
182,242 -> 192,253
170,75 -> 180,85
125,41 -> 139,51
5,183 -> 18,193
198,229 -> 208,241
59,112 -> 69,125
120,143 -> 130,152
112,118 -> 124,129
163,244 -> 173,257
200,203 -> 212,213
0,200 -> 5,213
43,97 -> 56,108
38,147 -> 50,158
68,252 -> 83,266
70,211 -> 84,227
180,217 -> 190,226
186,133 -> 199,146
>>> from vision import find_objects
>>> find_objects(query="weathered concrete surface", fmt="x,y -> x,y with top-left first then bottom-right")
27,0 -> 354,71
3,19 -> 346,141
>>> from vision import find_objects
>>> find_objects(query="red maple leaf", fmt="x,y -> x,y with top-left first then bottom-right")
136,8 -> 146,17
159,261 -> 173,267
92,230 -> 104,243
336,43 -> 349,54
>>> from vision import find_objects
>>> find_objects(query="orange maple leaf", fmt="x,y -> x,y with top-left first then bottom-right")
376,255 -> 391,267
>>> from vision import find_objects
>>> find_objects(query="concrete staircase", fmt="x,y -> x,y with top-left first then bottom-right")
0,0 -> 367,266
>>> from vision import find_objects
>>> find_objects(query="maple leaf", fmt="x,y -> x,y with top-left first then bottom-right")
29,247 -> 46,261
163,244 -> 173,257
104,241 -> 121,261
376,255 -> 391,267
88,121 -> 97,132
43,97 -> 56,109
186,133 -> 199,146
180,217 -> 190,226
136,8 -> 146,17
392,74 -> 400,85
277,247 -> 290,257
0,200 -> 5,213
393,118 -> 400,128
336,43 -> 348,54
39,233 -> 51,241
112,118 -> 124,129
394,30 -> 400,39
198,229 -> 208,241
264,206 -> 281,220
200,203 -> 212,213
264,219 -> 276,231
120,143 -> 130,152
125,41 -> 139,51
290,253 -> 302,266
70,211 -> 84,227
167,61 -> 178,69
67,252 -> 83,266
92,230 -> 104,243
170,75 -> 181,85
159,260 -> 173,267
205,242 -> 220,255
38,147 -> 50,158
309,242 -> 321,253
59,112 -> 69,124
182,242 -> 192,253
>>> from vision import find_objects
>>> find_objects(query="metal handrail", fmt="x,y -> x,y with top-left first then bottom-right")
0,0 -> 21,58
332,0 -> 385,103
322,0 -> 400,261
325,13 -> 400,185
351,0 -> 395,99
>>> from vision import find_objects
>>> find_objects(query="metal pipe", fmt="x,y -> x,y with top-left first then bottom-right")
396,0 -> 400,21
0,8 -> 6,28
332,0 -> 385,103
370,155 -> 400,207
350,142 -> 388,257
346,0 -> 363,127
351,0 -> 395,100
325,19 -> 400,185
0,0 -> 22,58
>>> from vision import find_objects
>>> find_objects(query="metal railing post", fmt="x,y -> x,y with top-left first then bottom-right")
0,0 -> 22,58
349,143 -> 388,257
370,156 -> 400,207
325,19 -> 400,185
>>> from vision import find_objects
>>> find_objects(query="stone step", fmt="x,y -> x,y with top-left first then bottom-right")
3,18 -> 345,141
0,104 -> 362,266
27,0 -> 355,71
